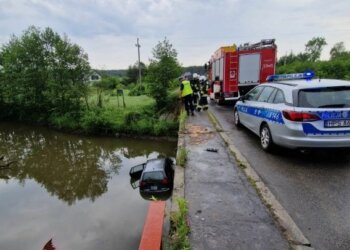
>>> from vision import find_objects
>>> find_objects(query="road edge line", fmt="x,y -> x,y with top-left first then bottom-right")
207,110 -> 314,250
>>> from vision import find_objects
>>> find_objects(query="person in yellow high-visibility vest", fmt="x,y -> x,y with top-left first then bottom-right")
180,76 -> 195,116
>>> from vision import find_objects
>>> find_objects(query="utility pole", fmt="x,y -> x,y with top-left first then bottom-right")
135,38 -> 142,85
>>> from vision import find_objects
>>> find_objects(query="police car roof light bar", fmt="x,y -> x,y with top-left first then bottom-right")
266,70 -> 315,82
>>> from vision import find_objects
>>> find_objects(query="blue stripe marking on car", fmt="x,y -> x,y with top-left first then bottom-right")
315,110 -> 350,120
237,105 -> 284,124
302,123 -> 350,135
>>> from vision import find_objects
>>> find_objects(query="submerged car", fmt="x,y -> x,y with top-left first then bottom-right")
234,72 -> 350,151
130,158 -> 174,194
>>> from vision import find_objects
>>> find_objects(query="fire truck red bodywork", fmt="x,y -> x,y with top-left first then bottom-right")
208,39 -> 277,102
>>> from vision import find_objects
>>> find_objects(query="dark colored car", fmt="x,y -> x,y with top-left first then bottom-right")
138,158 -> 174,193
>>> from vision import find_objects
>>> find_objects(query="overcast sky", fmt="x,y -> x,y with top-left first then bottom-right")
1,0 -> 350,69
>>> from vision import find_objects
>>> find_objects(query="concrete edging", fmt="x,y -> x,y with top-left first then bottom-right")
207,111 -> 314,250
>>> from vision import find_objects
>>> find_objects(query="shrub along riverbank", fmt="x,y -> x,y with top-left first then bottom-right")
48,89 -> 180,137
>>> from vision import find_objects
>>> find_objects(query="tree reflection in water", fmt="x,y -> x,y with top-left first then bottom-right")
0,123 -> 176,205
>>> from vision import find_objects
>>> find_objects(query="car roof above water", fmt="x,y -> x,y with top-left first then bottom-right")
143,159 -> 166,172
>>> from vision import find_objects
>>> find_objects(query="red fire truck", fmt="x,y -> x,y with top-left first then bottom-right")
208,39 -> 277,104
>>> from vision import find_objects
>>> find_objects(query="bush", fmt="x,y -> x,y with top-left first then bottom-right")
49,113 -> 80,130
128,84 -> 146,96
124,111 -> 142,124
133,118 -> 153,135
80,109 -> 115,134
153,120 -> 177,136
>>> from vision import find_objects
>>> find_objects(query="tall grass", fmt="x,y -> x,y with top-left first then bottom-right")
165,197 -> 190,250
49,89 -> 179,137
176,146 -> 188,167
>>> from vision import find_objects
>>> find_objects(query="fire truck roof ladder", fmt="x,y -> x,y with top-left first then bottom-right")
238,39 -> 275,51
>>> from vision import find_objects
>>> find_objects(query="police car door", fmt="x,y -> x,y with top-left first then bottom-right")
264,88 -> 286,139
239,86 -> 264,132
250,86 -> 276,134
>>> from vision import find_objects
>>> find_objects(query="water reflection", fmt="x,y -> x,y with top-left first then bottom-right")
0,122 -> 176,205
0,122 -> 177,250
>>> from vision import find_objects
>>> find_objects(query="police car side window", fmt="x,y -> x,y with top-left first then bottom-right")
267,89 -> 277,103
273,90 -> 285,104
245,86 -> 263,101
257,87 -> 275,102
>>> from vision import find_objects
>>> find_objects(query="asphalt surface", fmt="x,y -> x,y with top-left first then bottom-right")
184,111 -> 289,250
210,102 -> 350,250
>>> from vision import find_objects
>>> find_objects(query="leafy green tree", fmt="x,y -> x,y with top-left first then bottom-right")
304,37 -> 327,62
125,61 -> 147,85
0,26 -> 90,120
330,42 -> 350,60
147,38 -> 181,111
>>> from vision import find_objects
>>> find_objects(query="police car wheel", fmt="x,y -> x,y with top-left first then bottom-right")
260,124 -> 274,151
234,109 -> 241,127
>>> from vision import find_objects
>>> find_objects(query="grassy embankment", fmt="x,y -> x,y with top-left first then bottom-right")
50,88 -> 179,137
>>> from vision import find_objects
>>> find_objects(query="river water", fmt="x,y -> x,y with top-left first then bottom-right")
0,122 -> 177,250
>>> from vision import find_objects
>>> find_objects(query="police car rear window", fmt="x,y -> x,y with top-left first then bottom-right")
298,86 -> 350,108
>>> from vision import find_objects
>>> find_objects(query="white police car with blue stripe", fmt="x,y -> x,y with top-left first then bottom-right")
234,71 -> 350,151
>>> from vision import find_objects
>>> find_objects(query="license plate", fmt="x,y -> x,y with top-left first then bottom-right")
150,186 -> 157,191
324,119 -> 350,128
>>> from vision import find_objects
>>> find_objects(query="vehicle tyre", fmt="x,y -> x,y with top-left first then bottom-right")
234,109 -> 241,127
217,97 -> 225,105
260,124 -> 274,152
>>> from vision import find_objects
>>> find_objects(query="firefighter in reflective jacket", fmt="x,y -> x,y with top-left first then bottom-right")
196,77 -> 209,112
180,77 -> 195,116
191,73 -> 200,109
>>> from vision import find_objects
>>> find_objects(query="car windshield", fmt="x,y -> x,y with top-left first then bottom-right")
142,171 -> 165,181
298,86 -> 350,108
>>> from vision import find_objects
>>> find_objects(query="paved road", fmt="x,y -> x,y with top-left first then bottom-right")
184,112 -> 289,250
210,103 -> 350,250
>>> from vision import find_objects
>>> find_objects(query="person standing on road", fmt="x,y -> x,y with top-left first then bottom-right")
196,76 -> 209,111
180,76 -> 195,116
191,73 -> 200,110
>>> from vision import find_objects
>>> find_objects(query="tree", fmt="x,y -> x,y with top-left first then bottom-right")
147,38 -> 181,111
125,61 -> 147,84
304,37 -> 327,62
151,37 -> 178,61
330,42 -> 350,60
0,26 -> 90,120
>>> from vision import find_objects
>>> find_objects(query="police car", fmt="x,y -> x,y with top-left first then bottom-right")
234,72 -> 350,151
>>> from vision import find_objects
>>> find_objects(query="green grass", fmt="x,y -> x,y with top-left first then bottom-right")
178,109 -> 187,133
165,197 -> 190,250
88,89 -> 155,110
176,146 -> 188,167
48,87 -> 179,137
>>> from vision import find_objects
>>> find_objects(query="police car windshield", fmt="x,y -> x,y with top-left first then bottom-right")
298,86 -> 350,108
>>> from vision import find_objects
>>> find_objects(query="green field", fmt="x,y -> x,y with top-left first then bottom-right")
51,88 -> 179,137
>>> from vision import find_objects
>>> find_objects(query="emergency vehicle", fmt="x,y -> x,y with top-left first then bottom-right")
208,39 -> 277,104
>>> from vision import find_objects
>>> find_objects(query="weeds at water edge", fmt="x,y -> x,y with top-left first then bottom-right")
179,109 -> 187,133
165,197 -> 190,250
177,147 -> 188,167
